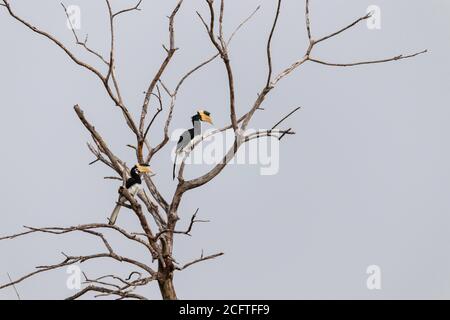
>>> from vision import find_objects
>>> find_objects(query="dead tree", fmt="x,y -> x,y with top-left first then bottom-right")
0,0 -> 426,300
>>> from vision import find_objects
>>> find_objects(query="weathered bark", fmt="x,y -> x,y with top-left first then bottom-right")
158,247 -> 177,300
157,227 -> 177,300
158,273 -> 177,300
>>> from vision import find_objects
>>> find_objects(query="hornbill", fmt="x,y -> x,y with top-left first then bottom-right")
173,110 -> 213,180
108,164 -> 152,225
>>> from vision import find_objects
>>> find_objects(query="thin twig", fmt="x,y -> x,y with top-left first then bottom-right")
271,107 -> 302,130
266,0 -> 282,87
112,0 -> 143,18
6,273 -> 21,300
154,208 -> 209,241
309,50 -> 428,67
176,252 -> 224,271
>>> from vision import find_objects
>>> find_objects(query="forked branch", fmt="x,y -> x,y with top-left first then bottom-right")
0,0 -> 426,300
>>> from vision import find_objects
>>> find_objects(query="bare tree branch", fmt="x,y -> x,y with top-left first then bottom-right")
66,284 -> 148,300
74,271 -> 154,300
0,224 -> 152,251
314,13 -> 371,46
309,50 -> 428,67
244,129 -> 295,143
140,0 -> 184,140
198,0 -> 238,131
74,105 -> 124,174
305,0 -> 312,40
0,0 -> 426,300
61,3 -> 109,65
266,0 -> 282,87
154,208 -> 209,241
0,251 -> 154,292
146,5 -> 260,163
112,0 -> 143,18
2,1 -> 103,80
143,85 -> 163,141
104,0 -> 122,104
6,273 -> 20,300
271,107 -> 302,130
2,0 -> 141,136
118,187 -> 160,259
176,251 -> 224,271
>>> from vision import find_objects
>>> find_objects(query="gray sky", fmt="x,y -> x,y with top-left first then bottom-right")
0,0 -> 449,299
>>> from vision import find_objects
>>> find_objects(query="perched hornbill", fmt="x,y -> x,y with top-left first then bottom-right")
173,110 -> 213,180
109,164 -> 152,225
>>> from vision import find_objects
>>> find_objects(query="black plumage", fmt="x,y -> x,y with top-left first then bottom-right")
176,128 -> 195,151
173,110 -> 213,180
109,164 -> 151,225
125,166 -> 142,189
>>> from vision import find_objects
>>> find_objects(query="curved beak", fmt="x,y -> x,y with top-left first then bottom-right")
137,164 -> 153,174
201,114 -> 213,125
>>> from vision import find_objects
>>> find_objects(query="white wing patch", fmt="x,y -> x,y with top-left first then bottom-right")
128,184 -> 141,196
179,134 -> 202,154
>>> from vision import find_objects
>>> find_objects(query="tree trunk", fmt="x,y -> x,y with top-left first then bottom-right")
158,233 -> 177,300
158,273 -> 177,300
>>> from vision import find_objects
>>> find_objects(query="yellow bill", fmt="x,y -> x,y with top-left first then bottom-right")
199,110 -> 213,124
136,164 -> 153,174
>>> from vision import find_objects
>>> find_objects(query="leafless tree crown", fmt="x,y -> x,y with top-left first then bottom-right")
0,0 -> 425,300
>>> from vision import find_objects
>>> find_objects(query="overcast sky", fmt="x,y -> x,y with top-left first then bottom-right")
0,0 -> 449,299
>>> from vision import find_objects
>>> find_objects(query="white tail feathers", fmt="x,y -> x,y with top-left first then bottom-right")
109,203 -> 121,225
173,152 -> 178,180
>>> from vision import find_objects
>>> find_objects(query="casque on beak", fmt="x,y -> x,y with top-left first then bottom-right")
202,115 -> 213,124
136,164 -> 152,174
199,111 -> 213,124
